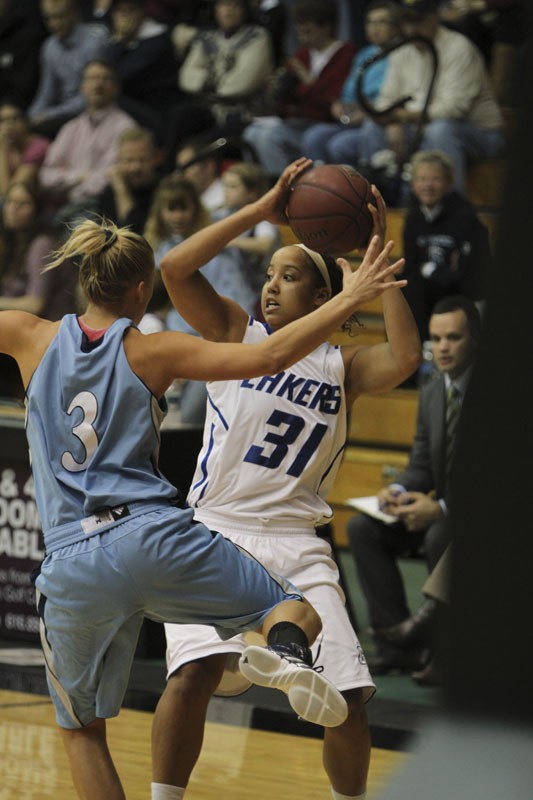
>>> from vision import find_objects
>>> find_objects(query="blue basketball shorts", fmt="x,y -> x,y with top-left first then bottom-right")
34,503 -> 302,728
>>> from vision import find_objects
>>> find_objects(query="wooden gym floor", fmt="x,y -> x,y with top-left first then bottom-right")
0,689 -> 411,800
0,551 -> 441,798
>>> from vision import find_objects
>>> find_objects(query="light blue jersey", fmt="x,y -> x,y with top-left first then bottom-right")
26,315 -> 178,541
27,314 -> 304,729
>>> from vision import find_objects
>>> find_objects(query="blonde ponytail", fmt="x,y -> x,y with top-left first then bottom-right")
46,218 -> 154,308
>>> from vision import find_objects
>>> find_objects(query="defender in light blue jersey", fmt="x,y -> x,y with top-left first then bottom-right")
0,157 -> 410,800
159,177 -> 422,800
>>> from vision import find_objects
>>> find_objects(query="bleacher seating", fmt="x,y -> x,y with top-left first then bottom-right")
466,159 -> 507,212
328,389 -> 418,549
327,449 -> 409,549
348,388 -> 418,448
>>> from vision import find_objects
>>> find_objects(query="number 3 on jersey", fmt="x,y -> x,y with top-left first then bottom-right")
243,410 -> 327,478
61,391 -> 99,472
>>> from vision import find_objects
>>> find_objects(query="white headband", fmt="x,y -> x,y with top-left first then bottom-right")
293,243 -> 332,295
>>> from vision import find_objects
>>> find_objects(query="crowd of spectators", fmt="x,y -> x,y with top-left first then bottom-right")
0,0 -> 523,405
0,0 -> 526,714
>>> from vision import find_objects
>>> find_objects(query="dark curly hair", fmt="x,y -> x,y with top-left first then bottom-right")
298,248 -> 364,336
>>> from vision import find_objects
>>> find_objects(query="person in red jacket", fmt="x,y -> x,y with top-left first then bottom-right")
242,0 -> 356,180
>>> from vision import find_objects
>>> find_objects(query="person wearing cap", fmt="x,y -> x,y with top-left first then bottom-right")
323,0 -> 506,195
155,166 -> 421,800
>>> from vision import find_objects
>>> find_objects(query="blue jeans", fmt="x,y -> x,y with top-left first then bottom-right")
420,118 -> 506,191
242,118 -> 313,177
301,121 -> 355,162
316,117 -> 506,193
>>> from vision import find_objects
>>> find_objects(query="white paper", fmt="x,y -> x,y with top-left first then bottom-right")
345,495 -> 398,524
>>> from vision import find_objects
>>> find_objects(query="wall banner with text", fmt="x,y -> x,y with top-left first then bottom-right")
0,465 -> 43,642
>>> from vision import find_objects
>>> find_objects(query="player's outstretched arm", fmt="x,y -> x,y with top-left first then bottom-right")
138,237 -> 408,394
342,254 -> 421,399
159,238 -> 404,378
159,159 -> 312,342
0,311 -> 59,389
160,158 -> 311,283
376,260 -> 422,388
342,184 -> 422,398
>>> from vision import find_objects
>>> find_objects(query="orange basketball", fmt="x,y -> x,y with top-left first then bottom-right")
286,164 -> 375,255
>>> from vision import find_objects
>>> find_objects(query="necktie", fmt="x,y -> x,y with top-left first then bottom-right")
446,383 -> 461,478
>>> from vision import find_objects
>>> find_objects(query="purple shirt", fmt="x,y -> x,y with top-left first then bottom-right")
21,136 -> 51,166
6,136 -> 50,180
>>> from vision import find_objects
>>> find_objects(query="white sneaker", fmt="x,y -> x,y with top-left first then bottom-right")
239,645 -> 348,727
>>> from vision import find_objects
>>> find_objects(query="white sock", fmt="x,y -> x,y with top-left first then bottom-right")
330,790 -> 366,800
151,783 -> 186,800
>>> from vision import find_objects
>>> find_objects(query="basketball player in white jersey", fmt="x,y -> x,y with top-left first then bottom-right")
0,156 -> 411,800
157,158 -> 422,800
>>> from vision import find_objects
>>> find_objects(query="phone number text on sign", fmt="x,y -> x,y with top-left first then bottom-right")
0,468 -> 44,641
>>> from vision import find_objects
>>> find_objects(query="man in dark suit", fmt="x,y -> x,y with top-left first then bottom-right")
347,294 -> 481,674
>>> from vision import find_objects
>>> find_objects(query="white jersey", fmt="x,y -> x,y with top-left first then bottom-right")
168,320 -> 375,697
187,318 -> 347,529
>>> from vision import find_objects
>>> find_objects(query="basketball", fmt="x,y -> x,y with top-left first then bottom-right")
286,164 -> 375,255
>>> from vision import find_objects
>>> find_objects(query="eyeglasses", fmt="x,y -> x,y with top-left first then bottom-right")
0,114 -> 23,123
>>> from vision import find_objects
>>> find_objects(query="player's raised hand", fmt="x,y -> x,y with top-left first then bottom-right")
253,157 -> 312,225
337,236 -> 406,309
353,184 -> 387,254
368,184 -> 387,245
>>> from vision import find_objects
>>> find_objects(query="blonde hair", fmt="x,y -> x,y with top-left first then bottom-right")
118,126 -> 157,151
144,175 -> 210,249
45,218 -> 154,308
224,162 -> 269,197
410,150 -> 455,185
